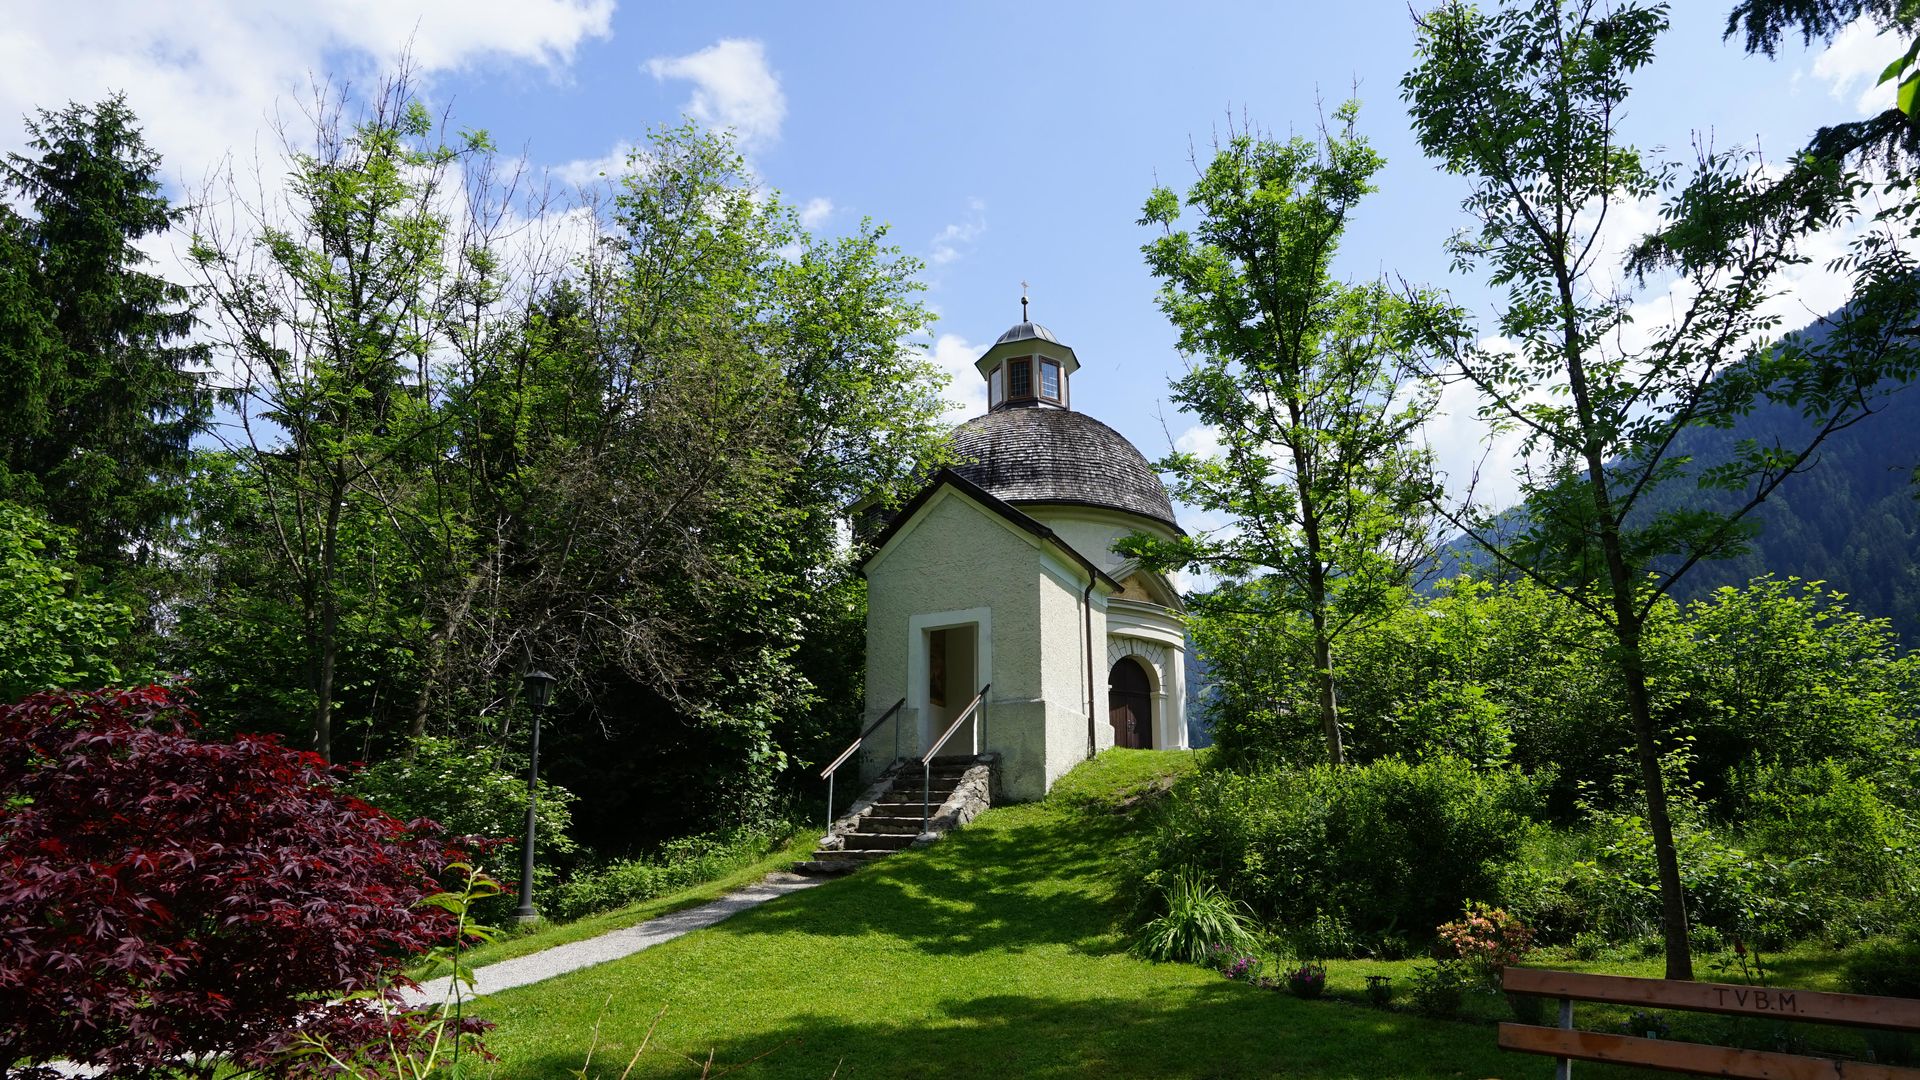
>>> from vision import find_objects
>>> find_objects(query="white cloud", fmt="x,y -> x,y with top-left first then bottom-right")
553,140 -> 634,188
1810,16 -> 1904,117
930,197 -> 986,265
644,39 -> 785,150
1418,343 -> 1531,515
798,196 -> 834,229
1172,423 -> 1222,460
0,2 -> 614,400
0,2 -> 614,196
919,333 -> 986,425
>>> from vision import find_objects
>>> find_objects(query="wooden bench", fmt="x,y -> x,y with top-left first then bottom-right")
1499,966 -> 1920,1079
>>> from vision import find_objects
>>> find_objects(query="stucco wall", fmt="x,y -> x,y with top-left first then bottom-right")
1024,505 -> 1178,576
862,486 -> 1192,800
863,489 -> 1052,794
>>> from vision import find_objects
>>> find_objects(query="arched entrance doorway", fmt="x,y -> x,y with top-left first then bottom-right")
1108,657 -> 1153,749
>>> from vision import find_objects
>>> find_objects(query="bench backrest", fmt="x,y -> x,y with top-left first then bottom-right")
1499,966 -> 1920,1079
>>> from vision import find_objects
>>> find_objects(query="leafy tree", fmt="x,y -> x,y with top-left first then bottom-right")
0,686 -> 474,1078
1719,0 -> 1920,488
0,96 -> 209,571
0,500 -> 133,701
425,125 -> 943,839
187,76 -> 488,762
1126,107 -> 1444,764
1670,577 -> 1920,805
182,97 -> 945,839
1404,0 -> 1920,978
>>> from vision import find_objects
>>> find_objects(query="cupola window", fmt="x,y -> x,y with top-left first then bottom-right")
1008,357 -> 1032,399
1040,358 -> 1062,402
989,365 -> 1005,407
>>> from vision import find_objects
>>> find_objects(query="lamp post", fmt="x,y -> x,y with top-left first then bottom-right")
512,669 -> 557,924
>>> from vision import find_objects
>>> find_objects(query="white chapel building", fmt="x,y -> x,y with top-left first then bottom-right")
857,314 -> 1189,801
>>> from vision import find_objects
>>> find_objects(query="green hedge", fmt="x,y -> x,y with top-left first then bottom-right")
1132,756 -> 1542,952
548,823 -> 798,922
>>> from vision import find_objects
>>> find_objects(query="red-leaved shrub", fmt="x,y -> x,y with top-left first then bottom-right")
0,686 -> 478,1077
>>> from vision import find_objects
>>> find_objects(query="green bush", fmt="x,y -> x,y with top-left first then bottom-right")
1409,960 -> 1472,1017
1195,576 -> 1920,828
1545,799 -> 1875,946
0,501 -> 133,701
548,822 -> 797,922
1130,866 -> 1256,964
1134,756 -> 1541,951
347,735 -> 578,919
1843,936 -> 1920,999
1740,760 -> 1916,936
1675,578 -> 1920,812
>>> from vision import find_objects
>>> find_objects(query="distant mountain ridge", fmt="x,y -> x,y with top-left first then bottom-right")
1436,374 -> 1920,645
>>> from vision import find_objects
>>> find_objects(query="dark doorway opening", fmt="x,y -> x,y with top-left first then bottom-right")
1108,657 -> 1153,749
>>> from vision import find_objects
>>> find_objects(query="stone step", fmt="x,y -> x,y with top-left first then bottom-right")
806,847 -> 889,861
795,857 -> 863,876
839,831 -> 915,850
870,802 -> 944,815
857,817 -> 923,834
816,847 -> 897,861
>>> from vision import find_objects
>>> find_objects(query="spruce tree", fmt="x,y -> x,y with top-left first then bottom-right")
0,94 -> 208,570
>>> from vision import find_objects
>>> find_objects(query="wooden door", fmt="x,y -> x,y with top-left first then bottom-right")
1108,657 -> 1152,749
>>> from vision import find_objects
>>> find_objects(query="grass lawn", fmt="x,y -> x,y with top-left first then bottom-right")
470,749 -> 1706,1078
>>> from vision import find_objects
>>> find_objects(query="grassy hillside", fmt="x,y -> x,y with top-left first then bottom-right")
471,750 -> 1672,1078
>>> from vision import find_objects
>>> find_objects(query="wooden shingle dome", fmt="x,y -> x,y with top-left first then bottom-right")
949,407 -> 1180,532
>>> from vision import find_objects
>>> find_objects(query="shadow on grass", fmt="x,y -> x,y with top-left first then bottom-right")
730,809 -> 1136,957
502,983 -> 1666,1079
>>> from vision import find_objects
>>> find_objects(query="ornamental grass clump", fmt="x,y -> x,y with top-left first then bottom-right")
1131,867 -> 1255,964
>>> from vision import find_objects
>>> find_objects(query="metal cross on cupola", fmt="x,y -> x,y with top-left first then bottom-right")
1020,280 -> 1029,322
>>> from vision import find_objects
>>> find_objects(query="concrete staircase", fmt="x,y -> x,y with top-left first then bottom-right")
797,755 -> 992,875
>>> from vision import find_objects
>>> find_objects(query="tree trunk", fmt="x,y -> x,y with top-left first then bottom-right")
1310,612 -> 1344,766
1561,288 -> 1694,980
410,568 -> 489,745
1619,626 -> 1694,980
1291,432 -> 1344,766
311,477 -> 346,764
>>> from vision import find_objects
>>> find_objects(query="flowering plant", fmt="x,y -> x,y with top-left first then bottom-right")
1284,962 -> 1328,999
1437,902 -> 1535,987
1205,944 -> 1261,981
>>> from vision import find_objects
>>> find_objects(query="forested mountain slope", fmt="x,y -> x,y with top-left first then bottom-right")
1654,386 -> 1920,641
1439,379 -> 1920,644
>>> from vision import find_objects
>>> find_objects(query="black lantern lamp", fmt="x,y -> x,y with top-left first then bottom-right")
511,670 -> 558,924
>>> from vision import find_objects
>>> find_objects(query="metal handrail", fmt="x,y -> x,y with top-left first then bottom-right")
820,698 -> 905,830
921,683 -> 990,832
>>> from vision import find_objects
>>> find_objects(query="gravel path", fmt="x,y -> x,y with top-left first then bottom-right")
405,871 -> 824,1005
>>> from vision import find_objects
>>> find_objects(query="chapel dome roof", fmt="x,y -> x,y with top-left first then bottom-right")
994,320 -> 1059,346
949,407 -> 1179,532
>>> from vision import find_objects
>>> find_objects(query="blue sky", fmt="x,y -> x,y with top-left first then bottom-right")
3,1 -> 1897,518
